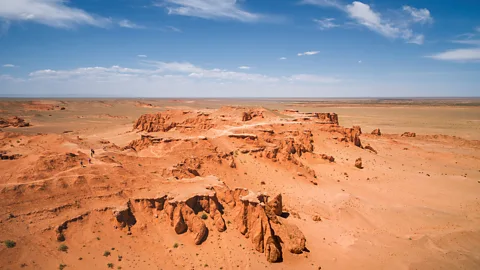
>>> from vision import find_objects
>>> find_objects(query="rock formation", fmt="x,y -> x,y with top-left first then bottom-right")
242,112 -> 253,121
371,128 -> 381,136
0,116 -> 30,128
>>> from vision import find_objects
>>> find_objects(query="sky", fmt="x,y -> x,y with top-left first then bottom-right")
0,0 -> 479,97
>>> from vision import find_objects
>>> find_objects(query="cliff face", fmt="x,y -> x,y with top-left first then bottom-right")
68,177 -> 308,263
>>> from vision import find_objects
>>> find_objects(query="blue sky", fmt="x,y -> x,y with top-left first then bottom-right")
0,0 -> 479,97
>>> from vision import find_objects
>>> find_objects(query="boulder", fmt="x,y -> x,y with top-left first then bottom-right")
355,158 -> 363,169
267,194 -> 283,216
371,129 -> 381,136
401,132 -> 416,137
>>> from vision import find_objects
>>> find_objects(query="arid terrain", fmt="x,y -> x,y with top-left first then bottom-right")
1,98 -> 479,270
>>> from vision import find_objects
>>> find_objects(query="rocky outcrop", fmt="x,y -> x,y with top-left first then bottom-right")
344,126 -> 362,147
133,111 -> 213,132
267,194 -> 283,216
314,113 -> 339,125
401,132 -> 416,137
320,154 -> 335,162
228,134 -> 257,140
133,113 -> 177,132
0,151 -> 21,160
242,112 -> 253,122
113,203 -> 137,229
280,130 -> 314,158
371,128 -> 381,136
364,144 -> 377,154
0,116 -> 30,128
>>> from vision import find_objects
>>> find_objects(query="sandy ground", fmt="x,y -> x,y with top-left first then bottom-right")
0,99 -> 479,270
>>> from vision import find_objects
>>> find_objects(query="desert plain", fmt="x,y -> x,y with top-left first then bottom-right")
0,98 -> 479,270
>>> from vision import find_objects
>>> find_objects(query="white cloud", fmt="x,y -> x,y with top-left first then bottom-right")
24,61 -> 344,88
279,57 -> 287,60
403,6 -> 433,24
313,18 -> 339,30
0,0 -> 109,28
345,1 -> 426,44
358,60 -> 362,64
298,51 -> 319,56
238,66 -> 250,70
137,55 -> 147,58
476,26 -> 480,33
118,19 -> 144,29
427,48 -> 480,62
3,64 -> 16,68
29,62 -> 279,83
305,1 -> 431,45
287,74 -> 340,83
159,0 -> 262,22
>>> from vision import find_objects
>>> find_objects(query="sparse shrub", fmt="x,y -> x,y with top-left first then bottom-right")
4,240 -> 16,248
78,257 -> 83,260
59,264 -> 67,270
58,244 -> 68,252
200,213 -> 208,220
107,263 -> 114,268
173,243 -> 179,248
96,237 -> 101,240
103,251 -> 111,257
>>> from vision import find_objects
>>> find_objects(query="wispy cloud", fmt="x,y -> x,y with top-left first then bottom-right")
137,55 -> 147,58
279,57 -> 287,60
427,48 -> 480,62
305,1 -> 431,45
238,66 -> 250,70
118,19 -> 144,29
3,64 -> 16,68
402,6 -> 433,24
287,74 -> 340,83
313,18 -> 339,30
298,51 -> 319,56
164,25 -> 182,32
158,0 -> 262,22
0,0 -> 110,28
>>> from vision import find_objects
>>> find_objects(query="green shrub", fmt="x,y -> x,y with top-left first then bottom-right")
59,264 -> 67,270
4,240 -> 16,248
200,213 -> 208,220
107,263 -> 114,268
103,251 -> 111,257
173,243 -> 179,248
58,244 -> 68,252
